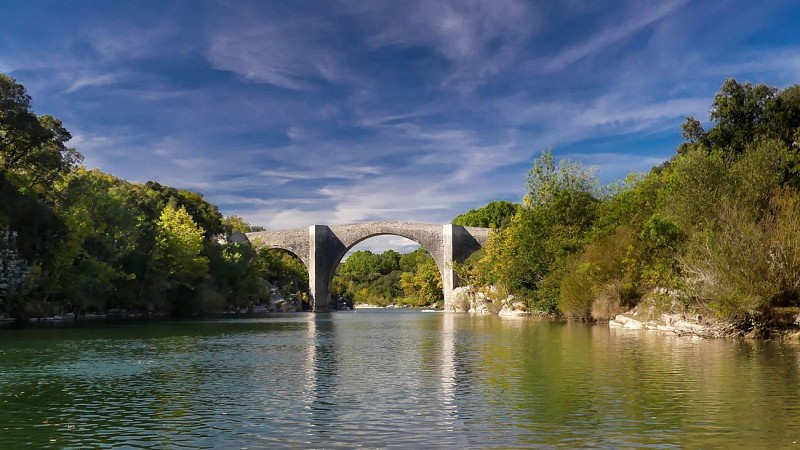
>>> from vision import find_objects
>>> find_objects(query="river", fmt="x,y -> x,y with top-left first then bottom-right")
1,310 -> 799,448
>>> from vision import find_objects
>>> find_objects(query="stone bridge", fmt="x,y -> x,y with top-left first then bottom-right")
243,222 -> 491,312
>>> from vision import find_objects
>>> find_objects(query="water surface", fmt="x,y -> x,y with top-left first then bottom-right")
1,310 -> 799,447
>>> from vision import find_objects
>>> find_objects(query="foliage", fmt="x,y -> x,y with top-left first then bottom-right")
154,204 -> 208,284
0,74 -> 82,192
256,248 -> 308,299
140,181 -> 223,239
681,188 -> 800,321
523,149 -> 600,208
679,79 -> 800,154
332,248 -> 442,307
452,200 -> 520,229
0,172 -> 64,261
459,78 -> 800,330
471,152 -> 600,312
400,257 -> 443,306
558,227 -> 641,319
223,215 -> 265,233
338,250 -> 400,279
6,71 -> 800,331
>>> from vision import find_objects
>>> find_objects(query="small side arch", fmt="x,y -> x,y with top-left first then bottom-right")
245,228 -> 310,269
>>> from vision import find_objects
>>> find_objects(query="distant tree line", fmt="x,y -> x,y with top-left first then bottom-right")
453,79 -> 800,335
332,248 -> 443,307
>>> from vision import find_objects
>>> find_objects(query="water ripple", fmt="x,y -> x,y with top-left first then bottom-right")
1,312 -> 800,447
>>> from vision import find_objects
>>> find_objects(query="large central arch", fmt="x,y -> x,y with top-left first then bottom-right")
245,222 -> 490,312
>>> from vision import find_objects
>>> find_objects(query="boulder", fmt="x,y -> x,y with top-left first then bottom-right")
623,318 -> 643,330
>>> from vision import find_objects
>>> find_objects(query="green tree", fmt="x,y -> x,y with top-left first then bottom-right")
0,74 -> 82,191
466,150 -> 602,311
523,149 -> 599,208
452,200 -> 520,228
40,169 -> 143,314
679,79 -> 800,155
223,215 -> 260,233
140,181 -> 223,239
400,257 -> 443,306
338,250 -> 382,278
153,204 -> 208,285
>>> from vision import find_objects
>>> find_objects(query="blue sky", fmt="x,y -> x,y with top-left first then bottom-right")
2,0 -> 800,251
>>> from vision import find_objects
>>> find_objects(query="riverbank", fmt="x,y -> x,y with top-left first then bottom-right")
448,286 -> 531,316
451,285 -> 800,339
608,309 -> 800,340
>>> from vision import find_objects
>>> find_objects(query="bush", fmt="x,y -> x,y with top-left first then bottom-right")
590,281 -> 628,321
558,227 -> 641,319
681,188 -> 800,320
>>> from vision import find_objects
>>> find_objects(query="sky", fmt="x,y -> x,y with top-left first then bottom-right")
2,0 -> 800,253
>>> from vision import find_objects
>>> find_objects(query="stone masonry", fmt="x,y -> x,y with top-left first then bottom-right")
246,222 -> 490,312
0,227 -> 31,302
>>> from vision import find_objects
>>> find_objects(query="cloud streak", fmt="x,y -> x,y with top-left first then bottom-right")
543,0 -> 690,72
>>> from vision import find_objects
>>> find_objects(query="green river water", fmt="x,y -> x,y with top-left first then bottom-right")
1,309 -> 799,448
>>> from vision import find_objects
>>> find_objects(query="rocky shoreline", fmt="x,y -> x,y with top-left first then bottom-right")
447,286 -> 531,317
608,311 -> 800,340
448,285 -> 800,339
608,313 -> 741,338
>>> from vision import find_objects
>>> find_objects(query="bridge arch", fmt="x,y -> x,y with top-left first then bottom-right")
245,228 -> 310,268
329,232 -> 444,275
246,222 -> 490,311
324,231 -> 445,306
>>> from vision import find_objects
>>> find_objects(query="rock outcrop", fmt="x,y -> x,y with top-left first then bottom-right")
609,312 -> 741,338
448,286 -> 530,316
0,227 -> 31,301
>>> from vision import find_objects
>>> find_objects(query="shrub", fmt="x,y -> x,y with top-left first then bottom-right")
680,191 -> 798,321
558,227 -> 641,319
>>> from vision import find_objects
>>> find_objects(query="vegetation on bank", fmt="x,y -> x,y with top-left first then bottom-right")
454,79 -> 800,336
5,71 -> 800,334
0,73 -> 309,318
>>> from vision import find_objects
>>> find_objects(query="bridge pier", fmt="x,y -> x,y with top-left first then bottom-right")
246,222 -> 490,312
308,224 -> 342,312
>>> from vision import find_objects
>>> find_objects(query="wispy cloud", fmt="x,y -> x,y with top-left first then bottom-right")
543,0 -> 690,73
347,0 -> 536,88
65,72 -> 121,93
206,12 -> 348,90
83,18 -> 183,61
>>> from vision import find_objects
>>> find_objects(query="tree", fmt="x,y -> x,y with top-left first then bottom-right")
523,149 -> 599,208
452,200 -> 520,228
153,204 -> 208,284
39,169 -> 143,314
141,181 -> 223,239
0,74 -> 83,191
678,79 -> 800,155
707,79 -> 778,152
223,215 -> 263,233
400,257 -> 442,306
338,250 -> 381,278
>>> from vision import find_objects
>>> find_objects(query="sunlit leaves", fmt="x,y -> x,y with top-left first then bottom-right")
154,204 -> 208,282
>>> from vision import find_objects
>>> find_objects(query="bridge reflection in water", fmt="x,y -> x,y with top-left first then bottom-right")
298,311 -> 468,444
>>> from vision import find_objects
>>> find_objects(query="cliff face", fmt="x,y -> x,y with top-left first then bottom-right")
0,227 -> 31,302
